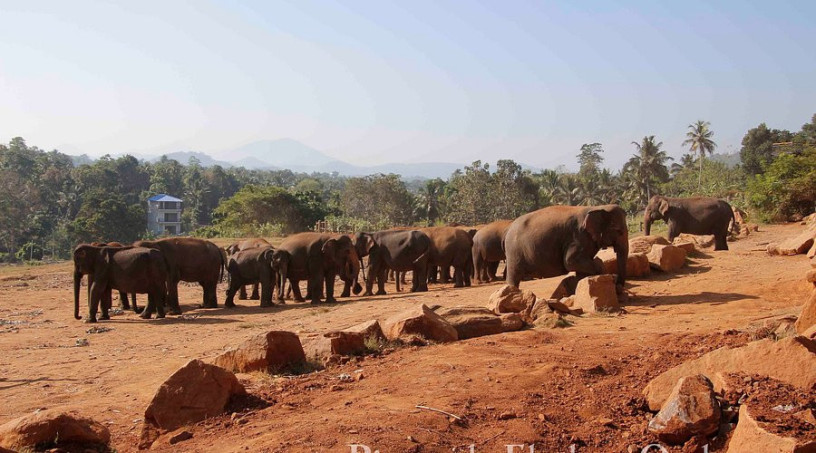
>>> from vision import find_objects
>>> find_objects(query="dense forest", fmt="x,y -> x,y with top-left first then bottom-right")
1,114 -> 814,262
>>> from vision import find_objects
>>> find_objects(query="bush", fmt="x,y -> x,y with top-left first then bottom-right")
747,146 -> 816,221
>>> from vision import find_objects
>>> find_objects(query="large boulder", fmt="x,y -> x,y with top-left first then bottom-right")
727,404 -> 816,453
486,285 -> 537,315
647,375 -> 721,445
437,306 -> 504,339
573,275 -> 619,313
647,244 -> 687,272
795,290 -> 816,334
676,233 -> 715,249
673,241 -> 696,254
303,331 -> 366,359
381,304 -> 458,343
213,331 -> 306,373
594,248 -> 651,278
629,235 -> 671,254
343,319 -> 385,342
768,226 -> 816,256
140,359 -> 245,449
644,336 -> 816,411
499,313 -> 524,332
0,410 -> 110,450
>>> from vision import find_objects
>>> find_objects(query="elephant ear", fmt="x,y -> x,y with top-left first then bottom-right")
582,209 -> 610,244
321,238 -> 338,258
658,198 -> 670,216
272,250 -> 289,267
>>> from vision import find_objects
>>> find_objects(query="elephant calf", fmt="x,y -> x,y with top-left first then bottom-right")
225,246 -> 286,308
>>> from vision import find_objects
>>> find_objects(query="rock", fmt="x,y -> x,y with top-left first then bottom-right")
794,290 -> 816,334
647,375 -> 721,445
213,331 -> 306,373
673,241 -> 696,254
533,312 -> 570,328
343,319 -> 385,342
767,227 -> 816,256
0,410 -> 110,450
524,299 -> 554,324
437,306 -> 504,339
547,299 -> 583,316
676,234 -> 715,249
140,359 -> 245,448
807,270 -> 816,284
304,331 -> 366,359
647,244 -> 687,272
727,404 -> 816,452
644,336 -> 816,411
499,313 -> 524,332
594,249 -> 651,278
733,208 -> 746,225
803,324 -> 816,341
486,285 -> 537,314
169,429 -> 193,444
381,304 -> 458,343
573,275 -> 619,313
560,295 -> 575,307
808,242 -> 816,259
629,235 -> 671,254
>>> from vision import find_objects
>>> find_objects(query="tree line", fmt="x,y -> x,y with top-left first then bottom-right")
1,114 -> 814,262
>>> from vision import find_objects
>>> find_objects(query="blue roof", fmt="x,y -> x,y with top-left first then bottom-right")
148,194 -> 182,202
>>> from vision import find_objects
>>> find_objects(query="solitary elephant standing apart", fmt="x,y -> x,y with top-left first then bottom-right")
504,205 -> 629,291
643,195 -> 735,250
472,219 -> 513,283
133,237 -> 226,310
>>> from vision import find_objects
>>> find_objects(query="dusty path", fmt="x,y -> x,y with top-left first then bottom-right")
0,224 -> 812,452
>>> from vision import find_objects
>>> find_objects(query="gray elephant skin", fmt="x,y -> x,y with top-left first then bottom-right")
354,229 -> 431,295
504,205 -> 629,290
472,219 -> 512,283
643,195 -> 734,250
277,232 -> 358,304
225,246 -> 286,308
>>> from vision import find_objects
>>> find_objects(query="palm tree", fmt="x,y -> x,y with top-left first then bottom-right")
682,120 -> 717,189
627,136 -> 671,204
670,153 -> 697,177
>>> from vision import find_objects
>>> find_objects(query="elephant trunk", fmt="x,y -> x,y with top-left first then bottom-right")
73,271 -> 83,320
643,211 -> 652,236
350,253 -> 363,295
614,234 -> 629,288
277,261 -> 288,300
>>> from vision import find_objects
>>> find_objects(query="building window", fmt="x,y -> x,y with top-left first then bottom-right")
165,225 -> 177,235
163,213 -> 178,222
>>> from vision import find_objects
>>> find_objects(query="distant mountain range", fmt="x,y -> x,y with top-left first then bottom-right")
70,139 -> 469,179
67,138 -> 741,178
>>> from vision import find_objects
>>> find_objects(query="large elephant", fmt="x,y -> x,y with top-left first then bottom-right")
276,233 -> 358,304
420,226 -> 473,287
643,196 -> 735,251
225,246 -> 285,308
504,205 -> 629,291
133,237 -> 226,310
353,229 -> 431,295
225,238 -> 272,300
73,244 -> 168,322
90,241 -> 137,311
472,219 -> 513,283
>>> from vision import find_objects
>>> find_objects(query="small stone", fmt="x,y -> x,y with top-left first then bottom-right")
498,412 -> 517,420
168,430 -> 193,445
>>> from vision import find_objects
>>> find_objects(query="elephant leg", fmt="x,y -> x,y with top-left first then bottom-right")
376,268 -> 388,295
118,291 -> 130,309
714,232 -> 729,251
154,290 -> 166,319
324,273 -> 338,304
238,285 -> 248,300
308,274 -> 323,304
98,288 -> 112,320
395,270 -> 402,293
140,293 -> 155,319
453,266 -> 464,288
131,294 -> 143,314
667,221 -> 679,243
86,282 -> 106,323
250,283 -> 260,300
260,274 -> 273,307
225,277 -> 241,308
290,279 -> 306,302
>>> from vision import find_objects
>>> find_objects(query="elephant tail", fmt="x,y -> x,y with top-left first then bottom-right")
219,247 -> 228,283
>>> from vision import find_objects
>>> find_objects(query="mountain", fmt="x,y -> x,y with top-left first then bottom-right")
709,153 -> 741,168
150,151 -> 233,167
221,139 -> 336,167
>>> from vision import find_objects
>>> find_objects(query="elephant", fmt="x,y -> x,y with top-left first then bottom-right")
276,233 -> 358,304
225,246 -> 286,308
643,196 -> 735,251
353,229 -> 431,295
225,238 -> 272,300
133,237 -> 226,311
472,219 -> 513,283
420,226 -> 473,288
504,205 -> 629,292
73,244 -> 169,322
90,241 -> 137,311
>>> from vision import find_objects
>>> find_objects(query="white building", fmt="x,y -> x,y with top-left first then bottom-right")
147,194 -> 183,236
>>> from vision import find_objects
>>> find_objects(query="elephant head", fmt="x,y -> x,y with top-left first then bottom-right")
323,236 -> 362,293
643,195 -> 670,236
271,249 -> 290,300
73,244 -> 102,320
582,205 -> 629,287
352,233 -> 376,259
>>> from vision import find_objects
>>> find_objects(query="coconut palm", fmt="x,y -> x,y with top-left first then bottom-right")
627,136 -> 672,205
682,120 -> 717,188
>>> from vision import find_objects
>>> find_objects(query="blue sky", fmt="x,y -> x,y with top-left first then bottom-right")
1,0 -> 814,170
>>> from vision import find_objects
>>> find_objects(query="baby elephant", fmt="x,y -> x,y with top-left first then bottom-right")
225,246 -> 288,308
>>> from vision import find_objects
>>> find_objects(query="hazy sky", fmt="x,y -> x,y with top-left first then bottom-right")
1,1 -> 814,170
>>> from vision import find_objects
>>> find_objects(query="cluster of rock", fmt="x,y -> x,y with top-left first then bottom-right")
595,234 -> 691,278
641,265 -> 816,451
731,208 -> 760,238
767,215 -> 816,257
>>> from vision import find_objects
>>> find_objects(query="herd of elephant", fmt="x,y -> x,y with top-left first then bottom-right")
72,195 -> 735,323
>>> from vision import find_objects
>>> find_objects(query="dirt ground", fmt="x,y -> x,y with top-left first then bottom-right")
0,224 -> 813,452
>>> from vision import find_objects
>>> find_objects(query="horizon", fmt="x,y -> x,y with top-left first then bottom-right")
2,1 -> 814,171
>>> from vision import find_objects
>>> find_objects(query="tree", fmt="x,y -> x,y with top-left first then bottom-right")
682,120 -> 717,188
625,136 -> 671,206
211,185 -> 312,235
339,174 -> 415,229
577,143 -> 604,178
445,161 -> 493,225
740,123 -> 793,175
491,159 -> 537,219
417,178 -> 445,224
